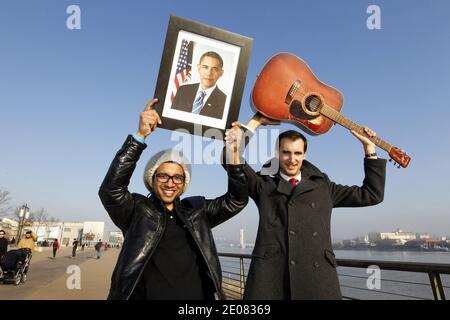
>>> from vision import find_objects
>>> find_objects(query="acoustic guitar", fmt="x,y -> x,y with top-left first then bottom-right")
251,52 -> 411,168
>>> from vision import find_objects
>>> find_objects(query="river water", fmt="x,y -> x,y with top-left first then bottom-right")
217,245 -> 450,300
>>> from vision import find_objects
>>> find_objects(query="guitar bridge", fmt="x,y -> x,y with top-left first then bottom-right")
285,80 -> 301,105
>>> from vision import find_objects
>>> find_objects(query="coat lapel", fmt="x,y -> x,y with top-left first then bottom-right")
289,161 -> 324,200
274,171 -> 318,200
289,177 -> 318,200
276,175 -> 293,196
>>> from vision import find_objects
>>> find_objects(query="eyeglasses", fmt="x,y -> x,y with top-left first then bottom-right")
155,173 -> 185,184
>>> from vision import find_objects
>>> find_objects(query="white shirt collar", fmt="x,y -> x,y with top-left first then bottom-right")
279,171 -> 302,183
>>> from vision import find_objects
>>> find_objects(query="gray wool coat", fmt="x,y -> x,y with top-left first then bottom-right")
241,157 -> 386,300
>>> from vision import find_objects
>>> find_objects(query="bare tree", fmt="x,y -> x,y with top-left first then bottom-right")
0,188 -> 12,217
13,206 -> 36,224
84,232 -> 95,241
11,205 -> 35,240
33,208 -> 48,230
43,216 -> 60,240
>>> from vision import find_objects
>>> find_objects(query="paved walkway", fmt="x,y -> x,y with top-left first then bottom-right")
0,246 -> 119,300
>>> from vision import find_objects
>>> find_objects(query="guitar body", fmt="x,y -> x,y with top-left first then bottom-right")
251,53 -> 344,135
251,52 -> 411,168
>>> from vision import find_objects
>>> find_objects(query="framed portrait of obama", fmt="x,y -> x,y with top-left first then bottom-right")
153,16 -> 253,139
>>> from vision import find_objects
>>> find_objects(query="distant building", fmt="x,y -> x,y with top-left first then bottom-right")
0,218 -> 19,240
239,228 -> 245,249
380,228 -> 417,245
368,232 -> 381,243
342,239 -> 355,247
81,221 -> 105,244
418,233 -> 431,240
354,235 -> 369,244
109,231 -> 124,245
30,221 -> 104,246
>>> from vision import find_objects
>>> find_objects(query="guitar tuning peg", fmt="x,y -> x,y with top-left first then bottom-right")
389,159 -> 392,162
397,164 -> 401,169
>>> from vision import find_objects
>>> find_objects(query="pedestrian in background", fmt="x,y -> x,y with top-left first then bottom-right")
95,240 -> 102,259
18,230 -> 37,252
72,238 -> 79,257
0,230 -> 8,258
52,238 -> 60,259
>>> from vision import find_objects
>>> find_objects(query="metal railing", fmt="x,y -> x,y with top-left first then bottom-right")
218,252 -> 450,300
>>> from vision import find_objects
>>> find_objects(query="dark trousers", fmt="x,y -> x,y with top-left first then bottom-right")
53,248 -> 57,258
72,247 -> 77,257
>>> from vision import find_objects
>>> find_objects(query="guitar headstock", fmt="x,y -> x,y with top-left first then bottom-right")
389,147 -> 411,168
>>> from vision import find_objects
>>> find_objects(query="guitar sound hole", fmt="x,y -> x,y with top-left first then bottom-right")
289,100 -> 316,120
305,95 -> 322,113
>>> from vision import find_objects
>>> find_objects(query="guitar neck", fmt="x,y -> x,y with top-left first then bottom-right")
320,104 -> 393,153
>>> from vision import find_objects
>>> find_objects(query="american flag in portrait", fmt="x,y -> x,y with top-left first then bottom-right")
170,39 -> 194,102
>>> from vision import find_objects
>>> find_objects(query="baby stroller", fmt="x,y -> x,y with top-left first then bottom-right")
0,248 -> 32,285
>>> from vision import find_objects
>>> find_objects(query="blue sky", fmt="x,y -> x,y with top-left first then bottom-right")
1,0 -> 450,241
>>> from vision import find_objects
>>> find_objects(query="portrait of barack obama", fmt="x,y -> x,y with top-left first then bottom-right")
171,51 -> 226,119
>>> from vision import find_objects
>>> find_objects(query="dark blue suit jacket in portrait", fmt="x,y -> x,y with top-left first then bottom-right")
171,83 -> 227,119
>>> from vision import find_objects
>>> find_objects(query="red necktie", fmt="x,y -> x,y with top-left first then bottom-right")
289,178 -> 297,186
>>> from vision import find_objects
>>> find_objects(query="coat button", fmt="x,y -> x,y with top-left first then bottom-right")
314,261 -> 319,268
311,202 -> 316,208
290,260 -> 296,265
289,230 -> 296,235
313,231 -> 318,237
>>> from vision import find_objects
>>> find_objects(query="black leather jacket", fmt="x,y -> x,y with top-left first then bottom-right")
99,135 -> 248,300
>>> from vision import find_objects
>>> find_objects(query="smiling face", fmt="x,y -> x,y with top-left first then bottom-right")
153,162 -> 185,210
197,56 -> 224,90
278,138 -> 306,178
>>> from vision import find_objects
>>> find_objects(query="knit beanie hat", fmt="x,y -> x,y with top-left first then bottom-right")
143,149 -> 192,193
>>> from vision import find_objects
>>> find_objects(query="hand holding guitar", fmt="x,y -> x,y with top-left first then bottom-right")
246,112 -> 281,131
351,127 -> 377,159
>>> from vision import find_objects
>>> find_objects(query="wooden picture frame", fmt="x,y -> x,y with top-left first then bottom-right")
153,16 -> 253,139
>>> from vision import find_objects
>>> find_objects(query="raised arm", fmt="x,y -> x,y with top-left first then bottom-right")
331,127 -> 386,207
222,113 -> 280,198
98,99 -> 161,232
205,164 -> 249,228
203,123 -> 247,227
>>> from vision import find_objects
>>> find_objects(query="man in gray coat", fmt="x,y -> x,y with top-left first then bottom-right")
224,113 -> 386,300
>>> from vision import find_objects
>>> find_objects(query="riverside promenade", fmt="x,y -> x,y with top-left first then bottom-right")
0,246 -> 119,300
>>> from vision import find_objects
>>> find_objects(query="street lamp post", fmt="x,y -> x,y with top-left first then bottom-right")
59,222 -> 65,245
17,204 -> 30,241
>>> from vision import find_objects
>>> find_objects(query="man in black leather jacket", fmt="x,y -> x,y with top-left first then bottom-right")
99,98 -> 248,300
